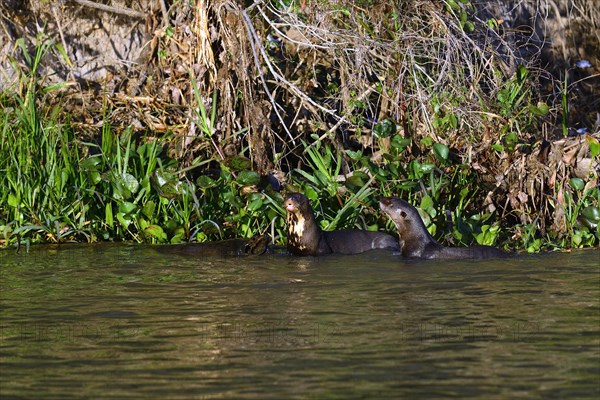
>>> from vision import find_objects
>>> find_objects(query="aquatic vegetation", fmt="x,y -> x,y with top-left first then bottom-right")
1,1 -> 599,251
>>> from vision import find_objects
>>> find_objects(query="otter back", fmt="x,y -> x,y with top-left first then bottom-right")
155,235 -> 270,257
422,244 -> 509,259
323,230 -> 400,254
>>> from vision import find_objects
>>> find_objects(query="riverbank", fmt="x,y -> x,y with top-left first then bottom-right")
1,0 -> 598,251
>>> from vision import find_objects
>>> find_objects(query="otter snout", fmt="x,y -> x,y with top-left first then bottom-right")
378,196 -> 392,208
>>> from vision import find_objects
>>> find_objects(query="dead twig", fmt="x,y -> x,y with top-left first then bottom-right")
67,0 -> 146,19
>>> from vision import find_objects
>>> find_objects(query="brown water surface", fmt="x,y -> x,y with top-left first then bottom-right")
1,245 -> 599,398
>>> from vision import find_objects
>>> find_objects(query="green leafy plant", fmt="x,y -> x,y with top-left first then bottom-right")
295,137 -> 343,198
493,65 -> 549,152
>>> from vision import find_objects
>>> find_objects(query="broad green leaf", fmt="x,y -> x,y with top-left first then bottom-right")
491,143 -> 504,152
122,173 -> 139,194
8,193 -> 19,207
138,218 -> 149,230
420,136 -> 433,147
228,155 -> 252,171
582,206 -> 600,225
158,182 -> 185,199
89,171 -> 101,185
373,119 -> 395,138
118,201 -> 136,215
410,160 -> 422,177
569,178 -> 584,191
144,225 -> 167,241
420,195 -> 434,211
586,135 -> 600,158
80,156 -> 102,170
142,201 -> 156,219
346,174 -> 365,188
420,163 -> 435,174
247,198 -> 264,212
345,149 -> 363,161
529,101 -> 549,116
517,65 -> 529,82
433,143 -> 450,161
236,170 -> 260,185
196,175 -> 217,188
116,213 -> 132,229
391,135 -> 411,149
305,187 -> 319,202
463,20 -> 474,33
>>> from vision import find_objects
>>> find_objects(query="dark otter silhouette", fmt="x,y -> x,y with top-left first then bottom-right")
379,196 -> 508,259
155,234 -> 270,257
284,192 -> 399,256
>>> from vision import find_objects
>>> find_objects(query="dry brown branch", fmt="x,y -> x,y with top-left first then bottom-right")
67,0 -> 146,19
240,7 -> 295,144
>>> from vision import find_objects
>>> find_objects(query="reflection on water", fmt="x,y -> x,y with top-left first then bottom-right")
1,245 -> 599,398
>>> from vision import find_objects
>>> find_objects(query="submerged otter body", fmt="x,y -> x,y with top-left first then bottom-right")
379,197 -> 508,259
155,234 -> 270,257
284,193 -> 400,256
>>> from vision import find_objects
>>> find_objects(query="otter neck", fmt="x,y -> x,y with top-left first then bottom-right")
287,206 -> 323,254
397,216 -> 437,258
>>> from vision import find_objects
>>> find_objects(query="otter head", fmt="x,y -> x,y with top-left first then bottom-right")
284,193 -> 310,229
379,197 -> 412,233
244,234 -> 270,255
284,192 -> 307,214
379,196 -> 429,257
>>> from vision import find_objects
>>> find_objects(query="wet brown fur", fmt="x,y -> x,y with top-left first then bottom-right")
155,235 -> 270,257
379,197 -> 508,259
284,193 -> 400,256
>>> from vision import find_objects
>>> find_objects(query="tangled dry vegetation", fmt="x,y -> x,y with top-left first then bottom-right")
1,0 -> 599,244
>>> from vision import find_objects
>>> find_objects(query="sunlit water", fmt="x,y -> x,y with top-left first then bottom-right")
1,244 -> 598,399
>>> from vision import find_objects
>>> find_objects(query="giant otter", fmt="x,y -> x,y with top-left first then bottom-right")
379,196 -> 508,259
284,192 -> 400,256
155,234 -> 270,257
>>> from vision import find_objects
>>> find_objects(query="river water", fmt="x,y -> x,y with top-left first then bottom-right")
1,244 -> 598,399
